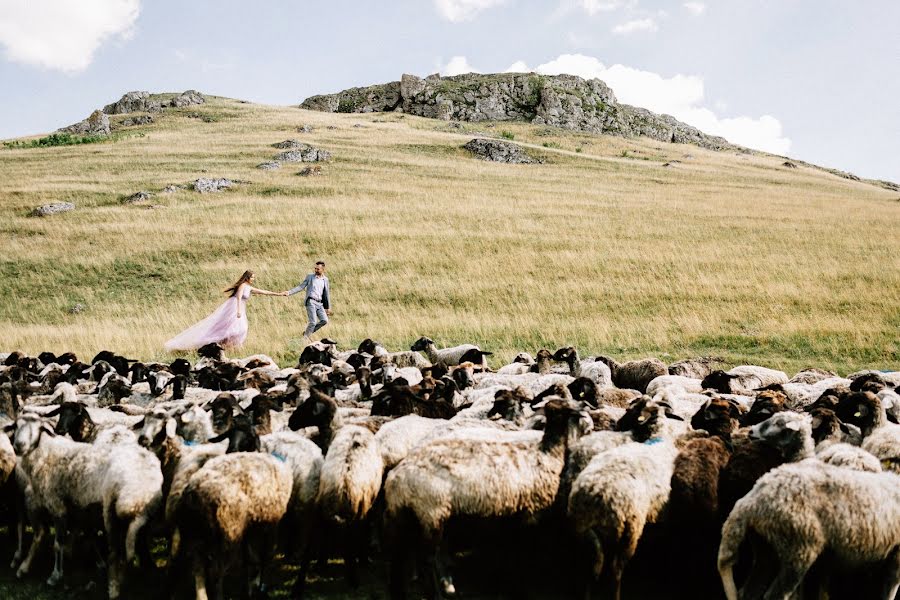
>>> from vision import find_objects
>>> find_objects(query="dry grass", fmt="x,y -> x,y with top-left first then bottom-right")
0,97 -> 897,374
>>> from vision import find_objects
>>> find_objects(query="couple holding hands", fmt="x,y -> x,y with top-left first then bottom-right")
164,261 -> 332,352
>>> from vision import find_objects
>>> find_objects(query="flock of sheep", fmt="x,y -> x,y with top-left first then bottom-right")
0,337 -> 898,600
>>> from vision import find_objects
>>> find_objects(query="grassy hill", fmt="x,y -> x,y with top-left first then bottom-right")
0,96 -> 897,373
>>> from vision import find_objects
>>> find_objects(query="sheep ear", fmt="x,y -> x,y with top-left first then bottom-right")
2,422 -> 17,433
165,418 -> 177,438
40,424 -> 56,437
887,412 -> 899,425
838,421 -> 852,434
784,420 -> 801,431
131,418 -> 145,431
44,406 -> 62,418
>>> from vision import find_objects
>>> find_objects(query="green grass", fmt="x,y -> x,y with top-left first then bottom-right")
3,132 -> 108,148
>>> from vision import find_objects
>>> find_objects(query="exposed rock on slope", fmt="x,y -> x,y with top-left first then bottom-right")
104,91 -> 161,115
58,110 -> 110,136
301,72 -> 732,151
464,138 -> 540,164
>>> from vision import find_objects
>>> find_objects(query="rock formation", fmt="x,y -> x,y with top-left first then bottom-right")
103,91 -> 161,115
30,202 -> 75,217
58,110 -> 110,136
464,138 -> 540,164
301,72 -> 732,151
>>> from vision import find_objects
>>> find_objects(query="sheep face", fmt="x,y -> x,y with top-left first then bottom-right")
834,392 -> 882,432
450,362 -> 476,390
747,412 -> 813,459
357,338 -> 379,355
487,388 -> 528,422
568,377 -> 600,407
691,398 -> 740,438
49,402 -> 93,441
551,347 -> 575,362
809,408 -> 848,444
410,337 -> 434,352
701,370 -> 739,394
741,390 -> 788,427
147,370 -> 175,396
197,342 -> 225,361
136,409 -> 174,448
849,373 -> 886,394
9,415 -> 55,456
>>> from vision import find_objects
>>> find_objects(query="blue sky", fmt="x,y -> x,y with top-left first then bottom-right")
1,0 -> 897,182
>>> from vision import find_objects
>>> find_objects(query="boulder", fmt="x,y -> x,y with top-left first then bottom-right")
298,166 -> 322,176
122,191 -> 152,204
161,184 -> 183,194
297,124 -> 314,133
193,178 -> 234,193
58,110 -> 110,136
463,138 -> 540,164
272,139 -> 305,149
103,91 -> 161,115
256,162 -> 281,170
118,115 -> 154,127
274,145 -> 330,162
30,202 -> 75,217
170,90 -> 205,108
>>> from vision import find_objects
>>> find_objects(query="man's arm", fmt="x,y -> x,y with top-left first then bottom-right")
285,275 -> 309,296
324,279 -> 332,312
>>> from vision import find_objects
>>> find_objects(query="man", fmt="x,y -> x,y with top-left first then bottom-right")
284,261 -> 332,342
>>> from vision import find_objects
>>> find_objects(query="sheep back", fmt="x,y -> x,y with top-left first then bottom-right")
317,425 -> 383,523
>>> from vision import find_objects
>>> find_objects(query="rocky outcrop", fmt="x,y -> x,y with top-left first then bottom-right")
274,145 -> 330,162
257,161 -> 281,170
194,178 -> 234,193
170,90 -> 205,108
58,110 -> 110,136
122,191 -> 152,204
301,72 -> 732,151
464,138 -> 540,164
118,115 -> 154,127
104,91 -> 161,115
30,202 -> 75,217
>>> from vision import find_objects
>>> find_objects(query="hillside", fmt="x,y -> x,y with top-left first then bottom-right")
0,94 -> 898,373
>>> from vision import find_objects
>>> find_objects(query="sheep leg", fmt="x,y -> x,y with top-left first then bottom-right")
423,526 -> 454,599
16,521 -> 46,577
10,485 -> 27,568
47,517 -> 66,587
575,530 -> 602,600
762,552 -> 817,600
881,546 -> 900,600
192,555 -> 209,600
104,505 -> 126,600
343,524 -> 361,589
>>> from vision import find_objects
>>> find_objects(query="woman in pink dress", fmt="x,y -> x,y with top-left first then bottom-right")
164,270 -> 285,352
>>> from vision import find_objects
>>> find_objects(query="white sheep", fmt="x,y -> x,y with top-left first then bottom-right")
718,461 -> 900,600
410,336 -> 491,368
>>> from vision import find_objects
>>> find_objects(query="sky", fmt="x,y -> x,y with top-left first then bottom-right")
0,0 -> 897,182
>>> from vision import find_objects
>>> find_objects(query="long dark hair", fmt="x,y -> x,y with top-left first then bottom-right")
224,270 -> 254,297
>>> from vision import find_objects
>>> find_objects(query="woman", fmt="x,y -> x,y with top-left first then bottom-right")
164,270 -> 285,352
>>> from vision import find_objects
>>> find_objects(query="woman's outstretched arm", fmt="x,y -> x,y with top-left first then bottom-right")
250,286 -> 287,297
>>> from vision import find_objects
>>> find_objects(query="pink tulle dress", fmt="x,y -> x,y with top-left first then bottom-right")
164,286 -> 250,352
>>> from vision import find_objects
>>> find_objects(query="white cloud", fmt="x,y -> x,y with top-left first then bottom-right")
434,0 -> 505,22
442,55 -> 482,76
506,53 -> 791,153
579,0 -> 625,15
612,18 -> 658,34
0,0 -> 140,73
683,2 -> 706,15
505,60 -> 531,73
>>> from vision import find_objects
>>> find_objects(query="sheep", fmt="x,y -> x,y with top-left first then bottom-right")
316,424 -> 384,587
174,452 -> 293,600
384,399 -> 590,598
8,413 -> 162,599
701,365 -> 789,395
667,356 -> 727,379
357,338 -> 432,369
718,411 -> 815,518
567,401 -> 682,599
46,401 -> 142,443
593,354 -> 667,394
496,352 -> 535,375
816,442 -> 882,472
789,367 -> 838,384
260,431 -> 323,595
848,369 -> 900,388
375,414 -> 451,472
646,374 -> 704,399
410,336 -> 490,368
552,347 -> 613,388
718,461 -> 900,600
835,391 -> 900,473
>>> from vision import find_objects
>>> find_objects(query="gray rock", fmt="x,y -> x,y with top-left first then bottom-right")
161,184 -> 183,194
272,139 -> 305,149
122,191 -> 152,203
274,145 -> 330,162
193,178 -> 234,193
170,90 -> 205,108
782,161 -> 798,168
69,303 -> 85,314
302,72 -> 732,151
118,115 -> 154,127
298,166 -> 322,176
103,91 -> 161,115
30,202 -> 75,217
257,161 -> 281,170
58,110 -> 110,136
297,124 -> 314,133
463,138 -> 540,164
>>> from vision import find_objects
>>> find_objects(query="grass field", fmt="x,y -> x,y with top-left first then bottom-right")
1,95 -> 898,374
